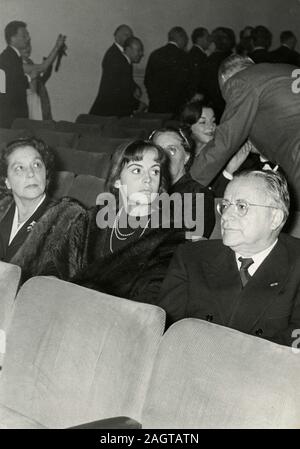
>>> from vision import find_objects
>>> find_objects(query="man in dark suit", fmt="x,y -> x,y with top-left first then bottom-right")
200,27 -> 236,121
144,27 -> 189,114
159,171 -> 300,347
248,25 -> 272,63
0,21 -> 30,128
187,27 -> 210,99
190,54 -> 300,210
270,30 -> 300,66
90,25 -> 143,117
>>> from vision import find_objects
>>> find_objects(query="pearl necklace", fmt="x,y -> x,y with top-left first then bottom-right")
109,207 -> 150,253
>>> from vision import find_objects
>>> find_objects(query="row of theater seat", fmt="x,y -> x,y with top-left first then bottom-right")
0,263 -> 299,428
51,171 -> 105,208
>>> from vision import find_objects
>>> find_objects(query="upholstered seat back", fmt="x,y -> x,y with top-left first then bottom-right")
142,318 -> 300,429
0,277 -> 165,428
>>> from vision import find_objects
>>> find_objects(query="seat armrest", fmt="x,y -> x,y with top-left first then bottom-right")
67,416 -> 141,429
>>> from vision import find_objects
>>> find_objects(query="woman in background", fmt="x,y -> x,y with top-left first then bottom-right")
150,127 -> 215,238
180,100 -> 257,196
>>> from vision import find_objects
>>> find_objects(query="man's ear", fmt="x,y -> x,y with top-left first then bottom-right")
114,179 -> 121,189
271,208 -> 285,231
5,178 -> 11,190
184,153 -> 190,165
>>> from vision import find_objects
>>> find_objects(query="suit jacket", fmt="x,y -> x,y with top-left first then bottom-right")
144,43 -> 190,114
90,44 -> 137,116
0,46 -> 28,127
200,50 -> 231,121
248,48 -> 271,63
187,45 -> 208,97
190,63 -> 300,209
0,195 -> 52,262
159,234 -> 300,346
270,46 -> 300,66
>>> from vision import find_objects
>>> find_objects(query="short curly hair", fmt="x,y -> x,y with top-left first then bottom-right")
0,137 -> 56,194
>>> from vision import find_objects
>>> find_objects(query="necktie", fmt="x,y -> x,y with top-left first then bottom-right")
238,257 -> 254,287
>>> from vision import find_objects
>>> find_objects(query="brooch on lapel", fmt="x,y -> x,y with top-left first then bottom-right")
270,282 -> 279,287
26,221 -> 37,232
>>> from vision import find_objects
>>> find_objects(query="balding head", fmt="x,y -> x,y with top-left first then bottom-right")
124,37 -> 144,63
168,26 -> 188,50
114,24 -> 133,48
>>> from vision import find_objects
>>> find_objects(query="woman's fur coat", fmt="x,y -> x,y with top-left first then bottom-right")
12,198 -> 186,304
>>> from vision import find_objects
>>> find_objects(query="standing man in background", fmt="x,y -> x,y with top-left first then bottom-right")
144,27 -> 190,115
188,27 -> 210,99
0,21 -> 30,128
90,24 -> 137,116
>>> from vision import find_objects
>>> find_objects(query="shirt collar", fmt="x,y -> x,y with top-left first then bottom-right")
114,41 -> 124,53
194,44 -> 206,53
168,41 -> 179,48
123,52 -> 131,64
9,45 -> 21,57
235,239 -> 278,274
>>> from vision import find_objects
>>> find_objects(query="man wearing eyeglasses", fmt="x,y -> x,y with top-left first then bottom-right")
159,170 -> 300,347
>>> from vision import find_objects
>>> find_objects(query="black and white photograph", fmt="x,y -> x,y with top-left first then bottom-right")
0,0 -> 300,433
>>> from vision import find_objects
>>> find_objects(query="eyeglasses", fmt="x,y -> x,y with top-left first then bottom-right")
217,199 -> 278,217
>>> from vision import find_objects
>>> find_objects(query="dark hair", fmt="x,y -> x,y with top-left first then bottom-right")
149,127 -> 196,172
5,21 -> 26,44
280,30 -> 296,44
0,137 -> 55,193
211,27 -> 236,53
239,26 -> 254,40
180,100 -> 214,127
105,140 -> 170,199
191,27 -> 208,44
124,36 -> 143,50
168,26 -> 188,43
251,25 -> 272,49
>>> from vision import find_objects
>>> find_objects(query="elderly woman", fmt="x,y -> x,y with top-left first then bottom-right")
13,140 -> 185,304
150,127 -> 215,238
0,137 -> 55,262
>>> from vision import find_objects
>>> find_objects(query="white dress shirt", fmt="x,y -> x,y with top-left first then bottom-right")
235,239 -> 278,276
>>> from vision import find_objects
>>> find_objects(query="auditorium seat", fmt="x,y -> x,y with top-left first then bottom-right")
50,171 -> 76,200
33,129 -> 78,148
11,118 -> 55,131
55,121 -> 102,134
0,128 -> 30,149
67,174 -> 106,207
118,117 -> 163,132
162,119 -> 181,129
75,114 -> 117,127
101,124 -> 146,139
0,277 -> 165,428
0,261 -> 21,366
54,147 -> 110,178
75,135 -> 130,154
134,112 -> 172,121
141,318 -> 300,428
